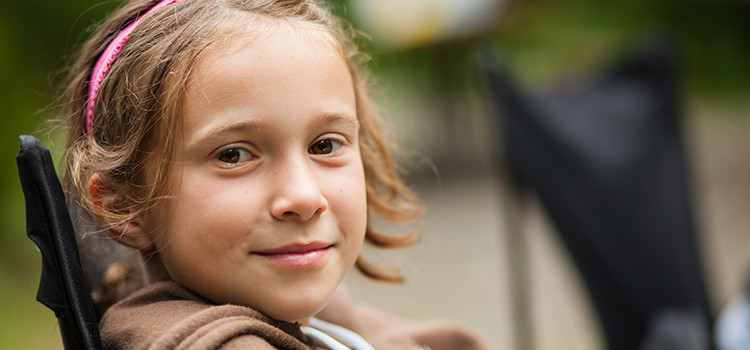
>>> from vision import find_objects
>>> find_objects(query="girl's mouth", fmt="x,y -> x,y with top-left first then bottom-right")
254,242 -> 332,268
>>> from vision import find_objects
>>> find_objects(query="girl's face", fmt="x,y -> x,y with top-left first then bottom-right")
143,24 -> 367,322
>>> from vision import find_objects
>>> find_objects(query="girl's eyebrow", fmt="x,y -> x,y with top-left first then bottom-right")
186,119 -> 264,151
185,111 -> 359,150
313,111 -> 360,131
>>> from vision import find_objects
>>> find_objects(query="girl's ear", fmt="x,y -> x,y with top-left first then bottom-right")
88,174 -> 155,252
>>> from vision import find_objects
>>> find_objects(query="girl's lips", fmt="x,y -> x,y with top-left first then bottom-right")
255,242 -> 332,255
254,242 -> 332,268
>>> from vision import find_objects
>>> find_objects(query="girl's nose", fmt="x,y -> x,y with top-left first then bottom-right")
270,161 -> 328,221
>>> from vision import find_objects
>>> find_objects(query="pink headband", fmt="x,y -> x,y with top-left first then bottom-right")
85,0 -> 185,134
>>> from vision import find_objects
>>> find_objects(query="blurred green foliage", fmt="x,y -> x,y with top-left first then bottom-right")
1,0 -> 747,349
0,1 -> 109,348
492,0 -> 750,99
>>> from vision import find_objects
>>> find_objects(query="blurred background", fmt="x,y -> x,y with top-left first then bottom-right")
1,0 -> 748,349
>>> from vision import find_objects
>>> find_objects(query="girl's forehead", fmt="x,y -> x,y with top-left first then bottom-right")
218,18 -> 340,58
180,19 -> 356,134
188,18 -> 346,86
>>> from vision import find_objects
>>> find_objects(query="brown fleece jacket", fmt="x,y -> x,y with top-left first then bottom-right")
100,282 -> 496,350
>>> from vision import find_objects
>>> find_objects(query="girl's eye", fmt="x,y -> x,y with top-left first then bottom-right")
309,139 -> 342,155
217,147 -> 252,164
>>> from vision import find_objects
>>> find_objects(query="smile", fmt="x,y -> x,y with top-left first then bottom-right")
254,242 -> 332,268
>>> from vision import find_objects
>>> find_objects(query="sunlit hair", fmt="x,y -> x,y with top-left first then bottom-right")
62,0 -> 422,306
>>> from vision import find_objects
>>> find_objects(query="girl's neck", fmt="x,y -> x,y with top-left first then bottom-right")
143,252 -> 173,283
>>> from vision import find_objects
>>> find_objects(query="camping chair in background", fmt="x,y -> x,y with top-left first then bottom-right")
16,135 -> 103,350
476,38 -> 714,350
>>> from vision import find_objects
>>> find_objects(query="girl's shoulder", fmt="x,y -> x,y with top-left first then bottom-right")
99,281 -> 319,350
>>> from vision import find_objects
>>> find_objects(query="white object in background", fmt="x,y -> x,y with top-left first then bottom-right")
349,0 -> 505,49
716,293 -> 750,350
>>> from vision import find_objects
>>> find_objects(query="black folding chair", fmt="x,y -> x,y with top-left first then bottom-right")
16,135 -> 103,350
477,38 -> 714,350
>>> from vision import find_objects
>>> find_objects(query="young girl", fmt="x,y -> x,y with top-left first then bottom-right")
61,0 -> 495,348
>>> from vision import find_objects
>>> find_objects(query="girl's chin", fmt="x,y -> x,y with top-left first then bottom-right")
260,296 -> 331,323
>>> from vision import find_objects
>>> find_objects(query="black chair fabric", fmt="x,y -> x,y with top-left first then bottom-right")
16,135 -> 103,350
478,40 -> 713,350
